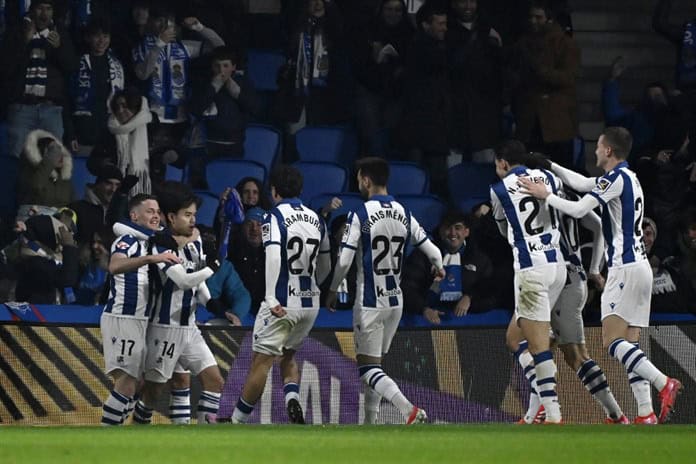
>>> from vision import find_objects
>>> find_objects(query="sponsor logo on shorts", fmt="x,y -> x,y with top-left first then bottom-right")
288,287 -> 320,298
376,287 -> 401,298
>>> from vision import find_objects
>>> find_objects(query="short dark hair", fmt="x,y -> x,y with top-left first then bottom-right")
529,0 -> 552,17
494,139 -> 528,165
128,193 -> 157,212
211,46 -> 239,65
155,181 -> 201,216
601,127 -> 633,160
416,1 -> 448,26
439,209 -> 472,229
84,17 -> 111,37
356,157 -> 389,187
270,164 -> 303,199
110,87 -> 143,115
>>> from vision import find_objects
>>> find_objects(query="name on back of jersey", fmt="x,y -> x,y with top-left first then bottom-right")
361,208 -> 409,233
506,174 -> 551,194
283,212 -> 322,230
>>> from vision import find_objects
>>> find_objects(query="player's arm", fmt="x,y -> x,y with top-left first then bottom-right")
151,242 -> 215,289
549,162 -> 597,192
409,215 -> 444,276
108,237 -> 179,274
262,213 -> 284,315
196,281 -> 212,305
579,210 -> 605,275
329,212 -> 359,293
315,221 -> 332,285
519,177 -> 600,218
489,188 -> 508,237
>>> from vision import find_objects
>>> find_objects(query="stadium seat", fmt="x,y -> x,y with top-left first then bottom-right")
293,161 -> 347,204
245,49 -> 286,91
194,191 -> 220,227
71,156 -> 96,201
573,135 -> 585,171
295,125 -> 357,166
243,124 -> 280,175
388,162 -> 428,195
0,156 -> 18,219
206,159 -> 266,197
309,192 -> 365,229
448,162 -> 497,213
165,164 -> 185,182
396,194 -> 447,234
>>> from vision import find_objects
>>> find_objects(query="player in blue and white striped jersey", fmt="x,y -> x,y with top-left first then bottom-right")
232,165 -> 331,425
131,186 -> 225,425
520,127 -> 683,424
326,157 -> 445,425
491,140 -> 567,424
100,194 -> 181,426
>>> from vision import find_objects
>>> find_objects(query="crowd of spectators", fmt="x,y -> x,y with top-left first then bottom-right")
0,0 -> 695,321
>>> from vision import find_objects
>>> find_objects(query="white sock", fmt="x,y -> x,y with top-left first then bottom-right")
577,359 -> 623,419
515,343 -> 541,422
133,400 -> 153,424
608,339 -> 668,390
196,390 -> 221,424
231,397 -> 254,424
532,351 -> 561,423
359,364 -> 413,419
283,383 -> 300,406
364,387 -> 382,425
101,390 -> 129,426
123,393 -> 138,424
629,371 -> 654,417
169,388 -> 191,424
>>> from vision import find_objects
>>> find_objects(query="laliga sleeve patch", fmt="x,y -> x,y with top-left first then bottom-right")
115,241 -> 131,250
596,178 -> 612,192
342,222 -> 351,242
262,222 -> 271,241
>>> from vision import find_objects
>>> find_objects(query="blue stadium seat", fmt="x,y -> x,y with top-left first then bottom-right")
573,135 -> 585,171
0,156 -> 18,219
388,162 -> 428,195
308,192 -> 365,230
243,124 -> 280,175
165,164 -> 185,182
397,194 -> 447,234
206,159 -> 266,197
448,162 -> 497,213
71,156 -> 96,201
245,49 -> 286,91
194,191 -> 220,227
293,161 -> 347,204
295,125 -> 357,165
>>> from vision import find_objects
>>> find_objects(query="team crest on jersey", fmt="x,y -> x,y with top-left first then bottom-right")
111,337 -> 117,344
116,356 -> 124,364
596,178 -> 612,192
115,241 -> 130,250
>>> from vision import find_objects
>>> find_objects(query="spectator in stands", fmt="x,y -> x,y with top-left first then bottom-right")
602,56 -> 691,164
275,0 -> 345,133
396,2 -> 451,197
235,177 -> 272,211
229,206 -> 266,315
653,0 -> 696,93
320,213 -> 355,310
447,0 -> 503,163
88,87 -> 152,197
63,0 -> 111,44
402,209 -> 495,324
189,46 -> 260,188
174,0 -> 246,58
132,4 -> 224,183
675,209 -> 696,313
110,0 -> 150,83
74,225 -> 112,305
15,213 -> 80,303
0,0 -> 78,159
67,17 -> 125,155
352,0 -> 414,155
16,129 -> 75,221
199,225 -> 251,325
506,0 -> 579,169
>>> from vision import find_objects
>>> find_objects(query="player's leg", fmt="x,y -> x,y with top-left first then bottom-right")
279,351 -> 304,424
168,370 -> 191,424
182,329 -> 224,424
133,380 -> 166,424
231,351 -> 276,423
506,318 -> 541,424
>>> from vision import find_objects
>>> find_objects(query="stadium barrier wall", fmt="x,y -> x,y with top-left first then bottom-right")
1,322 -> 694,425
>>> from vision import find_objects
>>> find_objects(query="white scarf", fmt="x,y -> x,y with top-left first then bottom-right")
107,97 -> 152,197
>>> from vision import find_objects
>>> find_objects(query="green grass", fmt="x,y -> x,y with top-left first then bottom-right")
1,425 -> 695,464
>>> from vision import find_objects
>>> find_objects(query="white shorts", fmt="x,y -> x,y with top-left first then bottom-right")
551,267 -> 587,345
601,261 -> 652,327
514,263 -> 567,322
252,304 -> 319,357
144,325 -> 217,383
101,313 -> 148,378
353,306 -> 402,358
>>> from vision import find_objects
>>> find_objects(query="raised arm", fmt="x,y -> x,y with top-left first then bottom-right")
550,163 -> 597,193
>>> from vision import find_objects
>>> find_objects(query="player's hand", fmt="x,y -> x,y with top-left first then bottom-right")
159,26 -> 176,43
46,30 -> 61,48
474,204 -> 491,217
325,290 -> 337,312
432,267 -> 446,282
182,17 -> 202,30
321,197 -> 342,216
224,312 -> 242,326
525,151 -> 552,170
517,176 -> 550,199
270,304 -> 286,318
588,273 -> 605,291
454,295 -> 471,317
151,252 -> 181,265
609,56 -> 625,80
423,307 -> 444,325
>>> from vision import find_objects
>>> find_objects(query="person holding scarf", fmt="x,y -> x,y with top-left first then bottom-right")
68,17 -> 124,154
132,5 -> 224,184
402,209 -> 496,324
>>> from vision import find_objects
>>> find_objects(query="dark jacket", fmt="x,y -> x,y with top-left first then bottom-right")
402,239 -> 496,316
68,185 -> 109,244
229,236 -> 265,315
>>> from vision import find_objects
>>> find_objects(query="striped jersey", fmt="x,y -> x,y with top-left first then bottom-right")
104,225 -> 153,319
151,236 -> 206,327
490,166 -> 563,271
557,189 -> 586,278
588,161 -> 647,268
263,199 -> 330,309
342,195 -> 429,310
